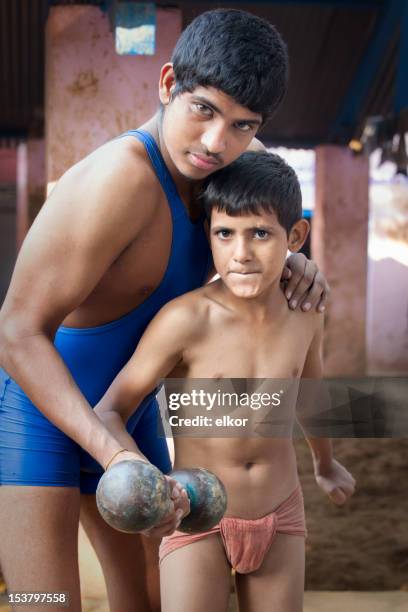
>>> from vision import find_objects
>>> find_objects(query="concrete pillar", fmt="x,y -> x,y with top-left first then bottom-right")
45,5 -> 182,184
312,146 -> 369,376
16,139 -> 45,250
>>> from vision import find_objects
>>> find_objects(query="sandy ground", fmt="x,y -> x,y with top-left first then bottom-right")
295,437 -> 408,590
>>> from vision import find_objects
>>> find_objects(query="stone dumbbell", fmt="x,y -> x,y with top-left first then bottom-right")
96,460 -> 172,533
96,460 -> 227,534
169,468 -> 227,533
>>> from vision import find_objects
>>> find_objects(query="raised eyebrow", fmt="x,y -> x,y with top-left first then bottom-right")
191,95 -> 262,126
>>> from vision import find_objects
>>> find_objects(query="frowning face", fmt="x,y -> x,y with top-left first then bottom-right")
210,209 -> 290,299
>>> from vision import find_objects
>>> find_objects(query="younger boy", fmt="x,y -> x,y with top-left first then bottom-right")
95,151 -> 355,612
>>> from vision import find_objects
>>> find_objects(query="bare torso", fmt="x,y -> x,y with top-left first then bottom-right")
169,281 -> 319,518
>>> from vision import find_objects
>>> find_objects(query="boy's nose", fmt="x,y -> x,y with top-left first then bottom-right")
201,125 -> 227,155
233,240 -> 252,263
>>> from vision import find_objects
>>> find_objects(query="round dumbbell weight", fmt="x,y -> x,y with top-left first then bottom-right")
96,460 -> 172,533
96,461 -> 228,535
170,468 -> 227,533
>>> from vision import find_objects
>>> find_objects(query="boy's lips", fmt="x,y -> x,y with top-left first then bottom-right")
228,271 -> 260,275
189,152 -> 220,170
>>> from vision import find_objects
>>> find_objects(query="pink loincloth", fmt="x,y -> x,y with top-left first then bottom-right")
159,484 -> 307,574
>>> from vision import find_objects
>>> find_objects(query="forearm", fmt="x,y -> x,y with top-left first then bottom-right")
0,331 -> 124,468
303,435 -> 333,470
94,409 -> 148,464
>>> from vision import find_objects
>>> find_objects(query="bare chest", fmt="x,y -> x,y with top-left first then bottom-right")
63,194 -> 173,327
184,316 -> 314,379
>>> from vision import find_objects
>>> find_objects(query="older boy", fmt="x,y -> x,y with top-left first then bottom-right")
94,152 -> 355,612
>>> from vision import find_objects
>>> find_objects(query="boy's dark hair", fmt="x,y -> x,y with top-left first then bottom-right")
201,151 -> 302,235
170,9 -> 288,121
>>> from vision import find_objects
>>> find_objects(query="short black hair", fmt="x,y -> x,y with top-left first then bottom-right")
170,9 -> 288,122
201,151 -> 302,235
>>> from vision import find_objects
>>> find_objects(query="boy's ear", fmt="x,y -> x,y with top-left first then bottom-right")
159,63 -> 177,105
287,219 -> 310,253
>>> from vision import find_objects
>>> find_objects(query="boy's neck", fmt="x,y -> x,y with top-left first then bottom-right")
216,276 -> 286,322
142,113 -> 204,212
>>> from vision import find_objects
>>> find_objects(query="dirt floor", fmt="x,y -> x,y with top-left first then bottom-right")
295,437 -> 408,590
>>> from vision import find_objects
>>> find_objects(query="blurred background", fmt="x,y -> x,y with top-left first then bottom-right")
0,1 -> 407,609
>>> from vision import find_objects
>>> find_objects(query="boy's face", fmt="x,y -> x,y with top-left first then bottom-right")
159,65 -> 263,180
210,209 -> 307,299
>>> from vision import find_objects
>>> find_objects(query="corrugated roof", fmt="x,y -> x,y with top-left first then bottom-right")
0,0 -> 402,147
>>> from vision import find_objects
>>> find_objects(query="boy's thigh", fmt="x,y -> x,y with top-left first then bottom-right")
80,493 -> 159,612
235,533 -> 305,612
160,534 -> 232,612
0,486 -> 81,609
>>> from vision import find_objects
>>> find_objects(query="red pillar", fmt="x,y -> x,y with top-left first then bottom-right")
313,146 -> 369,376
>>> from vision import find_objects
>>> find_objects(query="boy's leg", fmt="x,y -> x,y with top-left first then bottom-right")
80,494 -> 160,612
0,486 -> 82,611
235,533 -> 305,612
160,534 -> 232,612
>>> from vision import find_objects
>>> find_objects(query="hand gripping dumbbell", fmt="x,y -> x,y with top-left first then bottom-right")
96,460 -> 227,534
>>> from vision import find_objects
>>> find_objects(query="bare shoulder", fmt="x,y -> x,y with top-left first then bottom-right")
292,306 -> 324,337
246,137 -> 267,152
305,309 -> 324,341
153,287 -> 211,337
0,134 -> 163,329
47,135 -> 162,231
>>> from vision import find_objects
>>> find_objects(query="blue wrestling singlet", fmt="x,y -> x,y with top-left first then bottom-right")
0,129 -> 212,492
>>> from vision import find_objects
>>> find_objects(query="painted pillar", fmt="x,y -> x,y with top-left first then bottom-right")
312,146 -> 369,377
16,139 -> 45,250
45,5 -> 182,185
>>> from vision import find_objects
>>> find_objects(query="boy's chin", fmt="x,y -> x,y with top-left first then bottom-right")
224,282 -> 264,299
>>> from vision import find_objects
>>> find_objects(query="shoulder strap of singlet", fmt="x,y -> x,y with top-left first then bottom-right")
124,129 -> 187,221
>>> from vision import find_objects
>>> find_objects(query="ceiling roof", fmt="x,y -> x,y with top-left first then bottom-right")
0,0 -> 404,147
